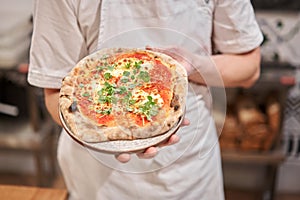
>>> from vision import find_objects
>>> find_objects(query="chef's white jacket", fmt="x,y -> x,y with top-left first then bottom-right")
28,0 -> 263,199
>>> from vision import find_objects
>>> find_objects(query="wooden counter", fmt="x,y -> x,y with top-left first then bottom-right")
0,185 -> 68,200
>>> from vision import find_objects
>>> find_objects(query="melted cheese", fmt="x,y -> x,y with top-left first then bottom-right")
102,57 -> 155,80
106,68 -> 124,77
140,62 -> 154,71
131,88 -> 164,108
87,55 -> 165,116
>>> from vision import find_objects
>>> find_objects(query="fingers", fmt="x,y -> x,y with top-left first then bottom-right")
115,147 -> 160,162
137,133 -> 181,158
158,134 -> 180,148
115,153 -> 131,163
115,135 -> 180,162
115,147 -> 159,162
181,118 -> 190,126
146,46 -> 194,75
115,118 -> 189,162
137,147 -> 159,159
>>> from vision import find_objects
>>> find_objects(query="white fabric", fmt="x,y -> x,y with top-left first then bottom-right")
0,0 -> 33,68
28,0 -> 263,199
28,0 -> 263,88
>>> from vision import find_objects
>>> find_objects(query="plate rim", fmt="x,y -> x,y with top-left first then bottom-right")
59,110 -> 184,154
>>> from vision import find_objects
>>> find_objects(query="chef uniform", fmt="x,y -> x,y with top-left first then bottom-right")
28,0 -> 263,199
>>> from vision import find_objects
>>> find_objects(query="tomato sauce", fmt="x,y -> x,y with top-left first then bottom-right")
142,83 -> 172,106
77,98 -> 115,126
114,52 -> 152,62
95,114 -> 115,126
73,51 -> 174,128
129,113 -> 150,127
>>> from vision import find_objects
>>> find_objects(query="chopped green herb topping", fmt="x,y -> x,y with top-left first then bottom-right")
96,65 -> 105,71
97,82 -> 117,104
101,54 -> 109,60
137,96 -> 159,120
138,71 -> 150,82
115,86 -> 127,94
134,61 -> 143,69
82,92 -> 90,97
122,92 -> 132,105
128,83 -> 137,89
96,108 -> 112,115
79,83 -> 85,88
104,72 -> 112,80
123,71 -> 130,77
87,58 -> 159,119
107,64 -> 115,71
125,61 -> 132,69
120,77 -> 129,83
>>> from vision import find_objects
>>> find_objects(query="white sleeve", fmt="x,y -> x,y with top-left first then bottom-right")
213,0 -> 263,54
28,0 -> 88,89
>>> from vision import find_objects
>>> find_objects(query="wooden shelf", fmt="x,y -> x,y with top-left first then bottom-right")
0,185 -> 68,200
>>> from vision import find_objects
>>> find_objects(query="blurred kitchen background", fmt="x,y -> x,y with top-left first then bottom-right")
0,0 -> 300,199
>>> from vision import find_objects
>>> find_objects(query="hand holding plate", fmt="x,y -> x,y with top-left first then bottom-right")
115,118 -> 190,163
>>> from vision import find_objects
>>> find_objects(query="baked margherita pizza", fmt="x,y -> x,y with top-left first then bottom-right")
59,48 -> 188,143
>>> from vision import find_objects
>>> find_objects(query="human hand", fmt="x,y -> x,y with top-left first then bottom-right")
146,46 -> 195,75
115,118 -> 190,163
146,46 -> 214,86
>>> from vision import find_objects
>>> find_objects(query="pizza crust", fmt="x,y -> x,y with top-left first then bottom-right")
59,48 -> 188,143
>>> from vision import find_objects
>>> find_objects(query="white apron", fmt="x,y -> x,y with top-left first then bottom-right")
57,1 -> 225,199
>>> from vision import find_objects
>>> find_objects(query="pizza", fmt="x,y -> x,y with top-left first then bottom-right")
59,48 -> 188,143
